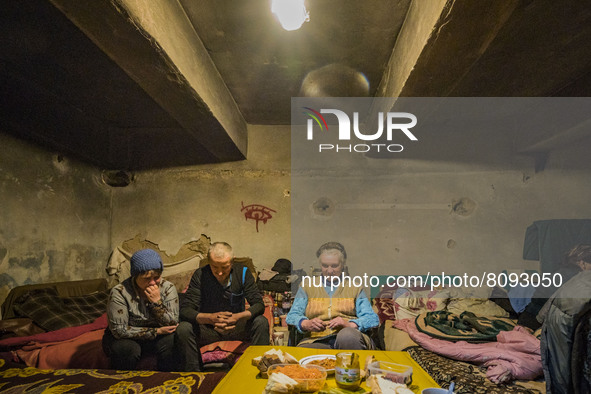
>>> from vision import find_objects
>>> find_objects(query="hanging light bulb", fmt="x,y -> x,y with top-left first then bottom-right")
271,0 -> 309,31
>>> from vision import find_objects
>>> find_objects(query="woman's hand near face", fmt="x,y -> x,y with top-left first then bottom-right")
144,284 -> 161,303
301,318 -> 326,332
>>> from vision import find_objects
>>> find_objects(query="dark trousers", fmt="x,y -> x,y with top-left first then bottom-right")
102,329 -> 177,371
175,315 -> 269,371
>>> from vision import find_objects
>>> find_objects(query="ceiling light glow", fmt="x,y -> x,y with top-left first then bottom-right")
271,0 -> 309,31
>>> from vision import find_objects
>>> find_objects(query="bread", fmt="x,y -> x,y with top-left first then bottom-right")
366,374 -> 414,394
363,355 -> 377,379
263,372 -> 300,394
254,348 -> 299,378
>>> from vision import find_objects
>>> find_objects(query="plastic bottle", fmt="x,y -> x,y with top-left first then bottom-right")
273,301 -> 281,326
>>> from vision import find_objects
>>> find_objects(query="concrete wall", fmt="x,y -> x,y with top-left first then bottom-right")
0,133 -> 112,311
292,129 -> 591,280
1,119 -> 590,308
0,125 -> 290,310
109,124 -> 291,270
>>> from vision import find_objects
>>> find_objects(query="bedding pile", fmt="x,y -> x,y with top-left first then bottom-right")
394,318 -> 542,383
373,284 -> 545,389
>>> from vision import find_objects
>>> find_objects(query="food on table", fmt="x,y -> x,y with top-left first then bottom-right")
367,361 -> 413,385
363,355 -> 377,379
307,358 -> 336,370
263,372 -> 300,394
366,374 -> 414,394
335,352 -> 361,390
318,388 -> 366,394
253,348 -> 299,378
268,364 -> 327,392
273,364 -> 324,380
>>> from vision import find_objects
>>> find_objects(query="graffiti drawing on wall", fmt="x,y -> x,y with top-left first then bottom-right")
241,201 -> 276,232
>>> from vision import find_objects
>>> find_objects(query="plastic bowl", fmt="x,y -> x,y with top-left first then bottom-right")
367,361 -> 413,385
267,363 -> 327,392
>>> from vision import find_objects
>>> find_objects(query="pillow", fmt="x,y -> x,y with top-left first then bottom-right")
373,293 -> 396,324
13,288 -> 108,331
392,288 -> 448,320
372,284 -> 433,324
200,340 -> 249,365
61,289 -> 109,319
446,298 -> 509,317
445,287 -> 509,317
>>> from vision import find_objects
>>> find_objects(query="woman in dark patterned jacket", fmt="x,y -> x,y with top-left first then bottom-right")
103,249 -> 179,370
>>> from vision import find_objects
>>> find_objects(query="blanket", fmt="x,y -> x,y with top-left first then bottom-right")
0,313 -> 108,350
3,313 -> 248,370
416,310 -> 516,341
0,357 -> 225,394
16,329 -> 109,370
407,346 -> 545,393
394,319 -> 542,383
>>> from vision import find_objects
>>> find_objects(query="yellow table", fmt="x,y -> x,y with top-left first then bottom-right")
212,345 -> 440,393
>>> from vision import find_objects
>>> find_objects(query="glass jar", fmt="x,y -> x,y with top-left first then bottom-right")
335,352 -> 361,390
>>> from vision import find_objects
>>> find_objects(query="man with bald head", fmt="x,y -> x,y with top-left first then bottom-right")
176,242 -> 268,371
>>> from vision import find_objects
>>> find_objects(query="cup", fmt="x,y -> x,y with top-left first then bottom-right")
422,388 -> 453,394
273,331 -> 285,346
280,314 -> 287,327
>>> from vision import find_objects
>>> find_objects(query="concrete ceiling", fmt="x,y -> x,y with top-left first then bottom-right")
1,0 -> 591,170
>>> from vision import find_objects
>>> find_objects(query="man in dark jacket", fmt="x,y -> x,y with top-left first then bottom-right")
176,241 -> 269,371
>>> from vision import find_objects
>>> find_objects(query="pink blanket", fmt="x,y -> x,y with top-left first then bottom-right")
393,319 -> 542,383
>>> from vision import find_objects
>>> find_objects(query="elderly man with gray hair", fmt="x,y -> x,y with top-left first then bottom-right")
176,242 -> 269,371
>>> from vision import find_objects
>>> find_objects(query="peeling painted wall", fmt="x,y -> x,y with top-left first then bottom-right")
0,133 -> 112,312
109,125 -> 291,271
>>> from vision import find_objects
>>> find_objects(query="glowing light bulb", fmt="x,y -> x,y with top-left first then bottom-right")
271,0 -> 310,31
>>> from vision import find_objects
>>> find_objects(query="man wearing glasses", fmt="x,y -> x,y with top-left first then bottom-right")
176,242 -> 269,371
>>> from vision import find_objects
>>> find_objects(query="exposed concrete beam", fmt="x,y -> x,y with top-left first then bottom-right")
49,0 -> 247,163
376,0 -> 448,99
400,0 -> 519,97
377,0 -> 519,99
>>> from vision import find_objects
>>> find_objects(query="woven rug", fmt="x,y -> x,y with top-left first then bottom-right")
0,358 -> 226,393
